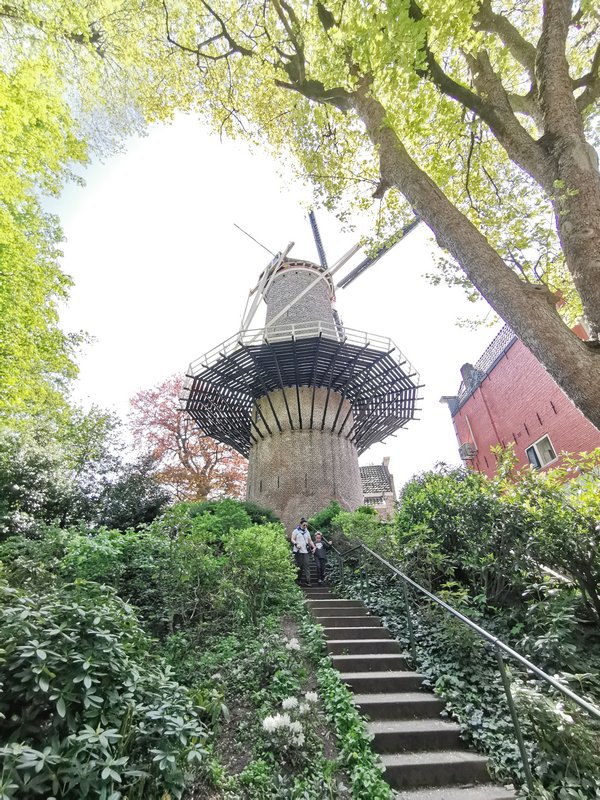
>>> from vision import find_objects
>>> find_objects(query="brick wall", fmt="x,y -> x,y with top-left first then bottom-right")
247,386 -> 364,532
452,338 -> 600,477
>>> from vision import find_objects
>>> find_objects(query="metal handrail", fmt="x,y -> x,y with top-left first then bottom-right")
185,323 -> 417,380
334,541 -> 600,794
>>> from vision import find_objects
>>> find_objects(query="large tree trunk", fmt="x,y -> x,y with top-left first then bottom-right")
537,0 -> 600,339
352,84 -> 600,431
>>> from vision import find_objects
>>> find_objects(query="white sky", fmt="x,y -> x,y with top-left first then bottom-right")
48,113 -> 501,490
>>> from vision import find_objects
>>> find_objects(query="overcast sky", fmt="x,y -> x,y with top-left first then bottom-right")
48,113 -> 501,490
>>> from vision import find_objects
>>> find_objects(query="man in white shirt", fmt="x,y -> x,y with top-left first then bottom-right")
291,518 -> 315,585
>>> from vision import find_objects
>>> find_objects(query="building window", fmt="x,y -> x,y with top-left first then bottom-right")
526,435 -> 557,469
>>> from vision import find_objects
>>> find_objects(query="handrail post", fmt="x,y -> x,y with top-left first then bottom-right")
495,649 -> 534,795
402,579 -> 418,665
339,553 -> 345,593
358,547 -> 364,595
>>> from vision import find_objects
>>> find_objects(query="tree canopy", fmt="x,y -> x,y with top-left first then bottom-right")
0,0 -> 187,420
2,0 -> 599,430
158,0 -> 600,428
129,375 -> 248,501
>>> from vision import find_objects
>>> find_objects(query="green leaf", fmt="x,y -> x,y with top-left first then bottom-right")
56,697 -> 66,718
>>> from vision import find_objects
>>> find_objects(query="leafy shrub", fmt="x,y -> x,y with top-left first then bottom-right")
223,523 -> 297,624
336,568 -> 600,798
0,501 -> 298,642
239,500 -> 280,525
0,526 -> 68,590
309,501 -> 342,537
333,509 -> 395,558
181,497 -> 253,534
0,579 -> 206,799
60,527 -> 127,585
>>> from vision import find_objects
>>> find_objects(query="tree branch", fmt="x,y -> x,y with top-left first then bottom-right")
407,0 -> 554,189
507,90 -> 543,127
575,41 -> 600,113
467,49 -> 554,187
473,0 -> 537,82
274,77 -> 352,111
162,0 -> 253,64
536,0 -> 579,138
1,2 -> 106,57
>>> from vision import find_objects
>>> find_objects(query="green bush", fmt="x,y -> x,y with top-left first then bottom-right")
0,579 -> 206,799
333,509 -> 395,558
0,500 -> 297,642
308,501 -> 342,537
181,497 -> 253,535
223,523 -> 297,624
239,500 -> 280,525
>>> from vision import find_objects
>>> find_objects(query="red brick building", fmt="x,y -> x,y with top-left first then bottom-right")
441,325 -> 600,478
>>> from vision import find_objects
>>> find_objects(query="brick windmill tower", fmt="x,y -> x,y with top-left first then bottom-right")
182,215 -> 421,529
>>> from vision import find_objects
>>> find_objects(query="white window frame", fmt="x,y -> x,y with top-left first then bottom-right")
525,434 -> 557,469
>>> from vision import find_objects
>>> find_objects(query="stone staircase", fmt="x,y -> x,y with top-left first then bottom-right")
304,585 -> 515,799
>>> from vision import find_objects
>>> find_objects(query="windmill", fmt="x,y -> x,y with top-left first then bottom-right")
181,212 -> 422,529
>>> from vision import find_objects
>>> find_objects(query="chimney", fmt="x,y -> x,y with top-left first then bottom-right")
382,456 -> 390,468
460,363 -> 486,392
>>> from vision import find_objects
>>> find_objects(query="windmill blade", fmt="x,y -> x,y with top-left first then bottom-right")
337,217 -> 421,289
308,209 -> 328,268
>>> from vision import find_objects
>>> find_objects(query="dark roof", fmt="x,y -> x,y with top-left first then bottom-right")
360,464 -> 393,494
455,324 -> 517,407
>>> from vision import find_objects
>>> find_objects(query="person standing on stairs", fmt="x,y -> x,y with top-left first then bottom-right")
313,531 -> 332,584
291,518 -> 315,585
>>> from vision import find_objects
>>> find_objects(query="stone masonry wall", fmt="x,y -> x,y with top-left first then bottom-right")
265,264 -> 335,330
247,386 -> 364,532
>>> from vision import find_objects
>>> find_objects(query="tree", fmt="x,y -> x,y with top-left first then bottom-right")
0,61 -> 86,420
0,407 -> 169,537
159,0 -> 600,429
129,374 -> 248,501
0,0 -> 188,420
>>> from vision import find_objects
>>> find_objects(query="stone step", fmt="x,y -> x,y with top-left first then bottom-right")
327,638 -> 404,656
304,592 -> 333,600
394,785 -> 515,800
307,594 -> 510,798
311,605 -> 370,617
368,718 -> 462,753
332,653 -> 410,672
317,615 -> 382,627
353,692 -> 445,721
306,599 -> 365,609
324,626 -> 392,640
381,751 -> 490,790
341,670 -> 425,693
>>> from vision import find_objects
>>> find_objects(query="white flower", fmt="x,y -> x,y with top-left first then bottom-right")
304,691 -> 318,704
262,716 -> 277,733
298,703 -> 310,715
262,712 -> 292,733
285,638 -> 301,652
292,732 -> 305,747
282,697 -> 299,710
211,672 -> 222,681
288,720 -> 303,735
